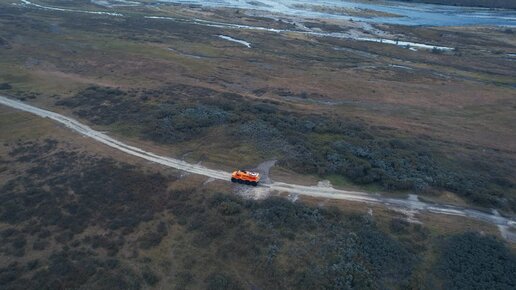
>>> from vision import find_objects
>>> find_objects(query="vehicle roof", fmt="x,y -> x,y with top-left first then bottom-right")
238,170 -> 259,176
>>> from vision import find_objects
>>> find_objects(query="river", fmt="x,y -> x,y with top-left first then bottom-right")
158,0 -> 516,26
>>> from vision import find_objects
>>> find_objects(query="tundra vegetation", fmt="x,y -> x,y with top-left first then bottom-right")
57,85 -> 515,210
1,139 -> 515,290
436,232 -> 516,290
0,1 -> 515,289
1,1 -> 515,212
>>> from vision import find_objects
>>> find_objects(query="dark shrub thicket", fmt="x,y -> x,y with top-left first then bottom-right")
437,232 -> 516,290
1,146 -> 170,235
141,266 -> 160,286
138,221 -> 168,249
251,197 -> 324,231
0,249 -> 142,290
57,85 -> 515,209
200,195 -> 418,289
205,273 -> 244,290
0,140 -> 174,290
150,104 -> 231,143
0,82 -> 12,90
2,140 -> 514,289
165,190 -> 418,288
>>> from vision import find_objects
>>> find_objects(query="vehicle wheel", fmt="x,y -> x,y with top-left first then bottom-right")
237,179 -> 244,184
231,178 -> 237,183
251,182 -> 257,187
245,180 -> 251,185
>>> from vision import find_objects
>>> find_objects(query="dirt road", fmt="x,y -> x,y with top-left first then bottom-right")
1,95 -> 515,241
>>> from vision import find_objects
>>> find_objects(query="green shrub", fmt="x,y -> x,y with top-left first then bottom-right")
142,267 -> 160,286
56,85 -> 514,208
0,82 -> 12,90
205,273 -> 243,290
436,232 -> 516,290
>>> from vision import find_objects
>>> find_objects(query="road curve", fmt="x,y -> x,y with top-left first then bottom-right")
1,95 -> 515,239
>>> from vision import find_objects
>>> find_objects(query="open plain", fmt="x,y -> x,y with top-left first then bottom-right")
0,0 -> 515,289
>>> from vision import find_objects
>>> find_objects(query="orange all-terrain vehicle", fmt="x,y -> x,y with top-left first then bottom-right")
231,170 -> 260,186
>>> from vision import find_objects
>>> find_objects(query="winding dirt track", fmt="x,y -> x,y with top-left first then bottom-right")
1,96 -> 515,241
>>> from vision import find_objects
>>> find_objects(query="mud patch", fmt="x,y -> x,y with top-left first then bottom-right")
252,159 -> 276,184
390,207 -> 422,224
234,185 -> 270,200
203,177 -> 216,185
317,180 -> 333,188
493,210 -> 516,243
287,192 -> 299,202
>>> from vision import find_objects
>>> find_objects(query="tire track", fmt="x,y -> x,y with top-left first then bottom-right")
1,95 -> 515,241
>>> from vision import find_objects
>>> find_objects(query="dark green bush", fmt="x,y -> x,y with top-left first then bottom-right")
437,232 -> 516,290
390,218 -> 410,234
56,85 -> 514,208
205,273 -> 243,290
138,221 -> 168,249
0,140 -> 180,289
142,267 -> 160,286
0,82 -> 12,90
251,197 -> 323,230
